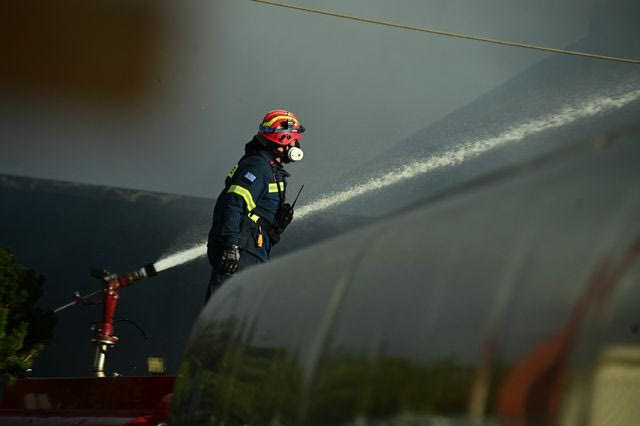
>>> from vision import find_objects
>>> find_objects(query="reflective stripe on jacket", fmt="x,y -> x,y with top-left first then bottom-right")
208,146 -> 289,262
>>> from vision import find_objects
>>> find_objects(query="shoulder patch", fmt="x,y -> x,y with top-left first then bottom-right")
243,171 -> 257,184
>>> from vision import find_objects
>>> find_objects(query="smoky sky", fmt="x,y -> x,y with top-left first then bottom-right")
0,0 -> 602,199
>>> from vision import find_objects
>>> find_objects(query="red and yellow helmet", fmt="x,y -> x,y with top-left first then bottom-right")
258,109 -> 305,146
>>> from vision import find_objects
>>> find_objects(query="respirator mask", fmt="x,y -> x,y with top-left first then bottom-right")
283,140 -> 304,163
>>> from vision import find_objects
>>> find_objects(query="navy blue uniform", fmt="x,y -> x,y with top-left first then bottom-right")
206,140 -> 289,299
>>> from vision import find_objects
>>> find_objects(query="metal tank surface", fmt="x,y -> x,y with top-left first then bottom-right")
170,131 -> 640,425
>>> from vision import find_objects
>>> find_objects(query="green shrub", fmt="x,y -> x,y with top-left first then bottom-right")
0,248 -> 56,379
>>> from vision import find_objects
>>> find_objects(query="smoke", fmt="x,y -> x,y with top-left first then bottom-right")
151,84 -> 640,271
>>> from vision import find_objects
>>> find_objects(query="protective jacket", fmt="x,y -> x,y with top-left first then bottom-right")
207,138 -> 289,265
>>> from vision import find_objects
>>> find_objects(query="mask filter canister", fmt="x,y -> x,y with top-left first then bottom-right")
287,146 -> 304,161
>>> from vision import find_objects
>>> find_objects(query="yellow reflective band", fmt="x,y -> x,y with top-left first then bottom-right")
228,185 -> 256,211
268,182 -> 285,193
228,164 -> 238,178
248,212 -> 260,223
262,115 -> 299,128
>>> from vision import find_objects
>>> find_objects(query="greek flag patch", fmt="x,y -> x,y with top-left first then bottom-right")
243,171 -> 257,183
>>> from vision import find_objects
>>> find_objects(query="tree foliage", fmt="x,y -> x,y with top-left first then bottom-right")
0,248 -> 56,377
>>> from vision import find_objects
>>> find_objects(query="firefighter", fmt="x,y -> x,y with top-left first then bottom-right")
205,110 -> 305,301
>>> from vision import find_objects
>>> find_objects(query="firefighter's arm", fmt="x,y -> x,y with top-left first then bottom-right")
219,166 -> 266,247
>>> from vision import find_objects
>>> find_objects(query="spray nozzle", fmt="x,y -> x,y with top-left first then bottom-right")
143,263 -> 158,277
89,264 -> 157,287
91,268 -> 117,282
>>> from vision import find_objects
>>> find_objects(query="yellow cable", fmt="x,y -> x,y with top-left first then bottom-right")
251,0 -> 640,65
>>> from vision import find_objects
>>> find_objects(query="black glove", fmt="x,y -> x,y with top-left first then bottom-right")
220,245 -> 240,274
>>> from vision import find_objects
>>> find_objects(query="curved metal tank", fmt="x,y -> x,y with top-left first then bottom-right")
170,131 -> 640,425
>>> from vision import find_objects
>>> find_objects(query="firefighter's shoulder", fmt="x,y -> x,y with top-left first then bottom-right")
237,153 -> 272,178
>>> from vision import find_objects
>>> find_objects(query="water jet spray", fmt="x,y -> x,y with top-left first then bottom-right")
150,85 -> 640,273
